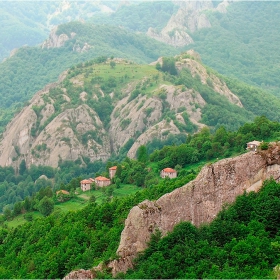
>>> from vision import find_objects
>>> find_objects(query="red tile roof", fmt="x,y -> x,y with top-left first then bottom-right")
80,179 -> 93,184
109,166 -> 117,170
162,168 -> 176,173
95,176 -> 110,181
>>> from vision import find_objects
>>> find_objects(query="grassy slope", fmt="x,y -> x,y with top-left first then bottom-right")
2,183 -> 141,229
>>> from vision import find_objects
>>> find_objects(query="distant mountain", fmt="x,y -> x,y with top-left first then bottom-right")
0,0 -> 121,61
2,0 -> 280,97
188,1 -> 280,96
0,21 -> 178,134
1,51 -> 280,169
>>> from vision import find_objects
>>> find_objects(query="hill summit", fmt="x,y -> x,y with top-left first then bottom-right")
0,51 -> 255,169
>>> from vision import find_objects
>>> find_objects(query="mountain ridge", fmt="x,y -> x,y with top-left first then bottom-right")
0,51 -> 265,169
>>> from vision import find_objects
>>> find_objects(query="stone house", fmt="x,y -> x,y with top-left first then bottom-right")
246,140 -> 261,152
80,178 -> 95,192
109,166 -> 117,179
95,176 -> 111,187
160,167 -> 177,179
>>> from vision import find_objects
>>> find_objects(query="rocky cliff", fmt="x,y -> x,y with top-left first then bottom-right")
147,0 -> 212,47
147,0 -> 230,47
107,145 -> 280,275
41,26 -> 75,49
64,145 -> 280,278
0,52 -> 243,169
0,71 -> 110,168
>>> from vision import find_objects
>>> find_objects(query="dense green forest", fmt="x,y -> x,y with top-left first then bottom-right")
0,1 -> 54,61
91,1 -> 177,32
0,115 -> 279,278
1,162 -> 280,278
0,1 -> 122,61
0,174 -> 195,279
190,1 -> 280,96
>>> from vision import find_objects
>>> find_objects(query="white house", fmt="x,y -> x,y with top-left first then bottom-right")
80,178 -> 95,192
160,168 -> 177,179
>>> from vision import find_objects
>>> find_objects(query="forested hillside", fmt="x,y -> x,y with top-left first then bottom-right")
90,1 -> 177,32
0,115 -> 279,228
3,179 -> 280,279
189,1 -> 280,96
0,23 -> 178,133
2,52 -> 280,173
1,1 -> 280,279
0,1 -> 121,61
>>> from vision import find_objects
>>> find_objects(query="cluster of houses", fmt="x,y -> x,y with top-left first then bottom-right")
57,141 -> 261,195
79,166 -> 178,192
80,166 -> 118,191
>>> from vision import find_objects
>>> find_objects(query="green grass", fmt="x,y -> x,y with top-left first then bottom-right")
3,211 -> 43,229
114,184 -> 140,196
2,183 -> 142,228
81,62 -> 170,97
54,199 -> 87,212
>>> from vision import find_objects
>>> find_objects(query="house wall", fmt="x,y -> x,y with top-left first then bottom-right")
160,171 -> 177,179
109,169 -> 117,179
81,183 -> 91,192
247,144 -> 258,151
96,180 -> 111,187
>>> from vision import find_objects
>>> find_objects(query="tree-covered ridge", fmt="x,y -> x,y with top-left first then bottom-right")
2,52 -> 280,177
0,23 -> 178,134
4,52 -> 278,169
1,163 -> 280,278
0,1 -> 122,61
190,1 -> 280,96
90,1 -> 177,32
123,179 -> 280,279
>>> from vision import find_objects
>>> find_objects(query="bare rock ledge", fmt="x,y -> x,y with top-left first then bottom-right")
64,145 -> 280,278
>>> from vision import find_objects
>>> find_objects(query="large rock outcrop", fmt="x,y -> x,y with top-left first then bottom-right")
147,0 -> 213,47
107,146 -> 280,275
0,54 -> 247,168
0,72 -> 110,168
41,26 -> 75,49
64,146 -> 280,279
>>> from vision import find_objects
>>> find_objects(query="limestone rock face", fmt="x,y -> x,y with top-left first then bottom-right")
108,149 -> 280,275
124,84 -> 206,158
110,83 -> 206,158
0,72 -> 110,168
147,0 -> 213,47
41,26 -> 76,49
216,0 -> 231,13
63,269 -> 93,279
0,55 -> 246,169
176,55 -> 243,107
